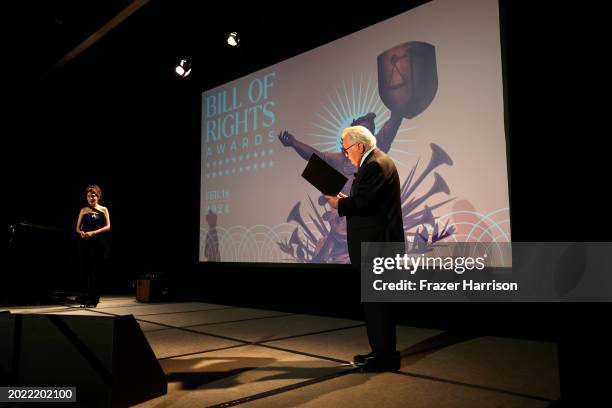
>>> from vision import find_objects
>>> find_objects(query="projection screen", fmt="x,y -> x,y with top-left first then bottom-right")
200,0 -> 510,264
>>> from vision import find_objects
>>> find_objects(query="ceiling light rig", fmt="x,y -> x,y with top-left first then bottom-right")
175,58 -> 192,78
227,32 -> 239,47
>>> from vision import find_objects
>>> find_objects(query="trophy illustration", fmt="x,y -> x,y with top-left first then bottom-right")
279,41 -> 449,263
378,41 -> 438,119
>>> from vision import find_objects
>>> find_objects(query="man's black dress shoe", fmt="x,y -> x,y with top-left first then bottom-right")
359,353 -> 400,372
78,295 -> 99,308
353,352 -> 375,365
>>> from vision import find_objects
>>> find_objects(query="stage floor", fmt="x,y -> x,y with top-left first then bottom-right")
5,296 -> 560,407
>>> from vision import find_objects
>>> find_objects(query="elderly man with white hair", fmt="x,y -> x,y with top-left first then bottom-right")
325,125 -> 405,372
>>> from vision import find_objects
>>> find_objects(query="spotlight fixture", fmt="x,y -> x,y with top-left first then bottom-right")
227,32 -> 239,46
175,58 -> 192,78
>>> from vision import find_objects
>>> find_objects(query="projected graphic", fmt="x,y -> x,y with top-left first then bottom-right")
200,0 -> 510,263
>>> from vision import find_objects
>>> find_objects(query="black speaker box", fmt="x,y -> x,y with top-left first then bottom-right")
0,313 -> 166,407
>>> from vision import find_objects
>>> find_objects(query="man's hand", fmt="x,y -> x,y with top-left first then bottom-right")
325,192 -> 347,209
278,130 -> 295,147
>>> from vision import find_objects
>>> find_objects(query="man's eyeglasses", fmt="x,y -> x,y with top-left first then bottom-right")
342,142 -> 360,156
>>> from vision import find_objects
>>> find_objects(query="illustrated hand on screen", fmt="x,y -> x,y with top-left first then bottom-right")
278,130 -> 295,147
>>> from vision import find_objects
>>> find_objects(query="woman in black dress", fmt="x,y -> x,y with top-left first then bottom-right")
75,184 -> 111,307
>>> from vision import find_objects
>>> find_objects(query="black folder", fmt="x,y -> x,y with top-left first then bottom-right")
301,153 -> 348,196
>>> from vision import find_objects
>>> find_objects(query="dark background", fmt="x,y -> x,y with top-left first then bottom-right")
4,1 -> 607,404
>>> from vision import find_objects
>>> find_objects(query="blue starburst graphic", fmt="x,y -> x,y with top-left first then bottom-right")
308,73 -> 416,168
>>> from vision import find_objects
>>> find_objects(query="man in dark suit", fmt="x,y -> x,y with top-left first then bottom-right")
325,125 -> 405,372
